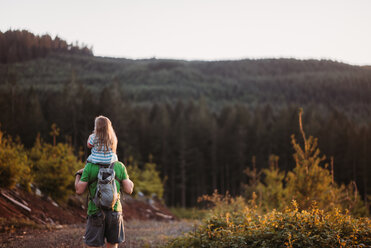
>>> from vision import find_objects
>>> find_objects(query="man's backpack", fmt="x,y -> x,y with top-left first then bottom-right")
89,163 -> 120,210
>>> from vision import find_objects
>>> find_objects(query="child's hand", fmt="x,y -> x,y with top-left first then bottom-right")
87,134 -> 94,148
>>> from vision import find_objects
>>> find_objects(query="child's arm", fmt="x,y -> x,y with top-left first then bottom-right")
87,134 -> 94,149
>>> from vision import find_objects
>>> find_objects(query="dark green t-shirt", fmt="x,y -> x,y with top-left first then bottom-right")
80,161 -> 129,215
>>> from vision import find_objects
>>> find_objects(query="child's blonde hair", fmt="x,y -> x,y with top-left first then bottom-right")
93,115 -> 117,153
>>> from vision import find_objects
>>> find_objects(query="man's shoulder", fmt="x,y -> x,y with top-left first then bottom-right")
81,163 -> 94,182
85,162 -> 94,170
114,161 -> 124,167
113,161 -> 126,171
113,161 -> 128,180
83,163 -> 99,175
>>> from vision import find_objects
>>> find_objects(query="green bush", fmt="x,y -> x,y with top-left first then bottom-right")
30,136 -> 83,201
0,130 -> 31,190
126,156 -> 164,199
165,200 -> 371,248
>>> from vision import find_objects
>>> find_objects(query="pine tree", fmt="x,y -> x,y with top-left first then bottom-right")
257,155 -> 286,211
285,109 -> 340,210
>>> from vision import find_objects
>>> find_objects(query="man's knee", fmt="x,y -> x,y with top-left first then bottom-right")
85,242 -> 117,248
106,243 -> 118,248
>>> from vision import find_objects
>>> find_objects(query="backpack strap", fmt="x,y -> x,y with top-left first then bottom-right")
86,163 -> 109,204
87,162 -> 114,185
86,162 -> 122,200
109,162 -> 122,184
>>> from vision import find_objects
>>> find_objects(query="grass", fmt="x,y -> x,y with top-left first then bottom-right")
0,217 -> 43,233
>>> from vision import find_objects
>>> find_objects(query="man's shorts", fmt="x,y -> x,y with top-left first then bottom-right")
84,210 -> 124,247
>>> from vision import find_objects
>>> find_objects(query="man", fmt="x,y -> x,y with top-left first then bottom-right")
75,162 -> 134,248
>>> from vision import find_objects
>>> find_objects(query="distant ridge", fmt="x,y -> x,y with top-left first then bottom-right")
1,53 -> 370,118
0,29 -> 93,64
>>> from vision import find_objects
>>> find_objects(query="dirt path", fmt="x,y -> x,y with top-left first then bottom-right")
0,220 -> 197,248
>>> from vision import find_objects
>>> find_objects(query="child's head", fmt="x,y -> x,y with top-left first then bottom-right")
94,115 -> 117,153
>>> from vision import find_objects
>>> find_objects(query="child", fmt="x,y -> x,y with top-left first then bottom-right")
87,115 -> 118,165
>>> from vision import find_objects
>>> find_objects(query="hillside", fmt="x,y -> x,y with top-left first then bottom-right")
0,186 -> 175,227
1,53 -> 371,117
0,52 -> 370,208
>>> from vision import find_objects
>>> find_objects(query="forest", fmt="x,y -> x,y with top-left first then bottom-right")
0,30 -> 93,64
0,30 -> 370,210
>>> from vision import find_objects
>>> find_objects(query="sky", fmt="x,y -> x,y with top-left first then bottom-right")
1,0 -> 370,65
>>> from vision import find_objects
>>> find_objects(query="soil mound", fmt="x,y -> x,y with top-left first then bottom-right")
0,186 -> 176,230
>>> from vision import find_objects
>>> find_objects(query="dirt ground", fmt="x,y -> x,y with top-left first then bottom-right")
0,219 -> 198,248
0,187 -> 189,247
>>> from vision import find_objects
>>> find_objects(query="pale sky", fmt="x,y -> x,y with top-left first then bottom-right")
1,0 -> 370,65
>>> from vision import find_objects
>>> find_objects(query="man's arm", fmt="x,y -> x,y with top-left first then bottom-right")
75,168 -> 88,194
121,179 -> 134,195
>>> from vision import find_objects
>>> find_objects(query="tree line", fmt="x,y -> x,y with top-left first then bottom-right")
0,29 -> 93,64
0,79 -> 369,208
1,53 -> 371,123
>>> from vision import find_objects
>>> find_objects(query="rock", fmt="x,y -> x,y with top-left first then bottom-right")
35,188 -> 42,197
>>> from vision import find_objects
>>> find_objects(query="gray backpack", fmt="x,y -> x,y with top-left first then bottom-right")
89,163 -> 119,210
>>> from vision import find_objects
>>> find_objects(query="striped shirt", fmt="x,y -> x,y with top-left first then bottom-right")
87,134 -> 118,164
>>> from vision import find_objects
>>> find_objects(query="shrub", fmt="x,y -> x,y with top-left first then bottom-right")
198,190 -> 247,219
126,156 -> 164,199
0,130 -> 31,190
165,200 -> 371,248
256,155 -> 286,211
30,136 -> 83,201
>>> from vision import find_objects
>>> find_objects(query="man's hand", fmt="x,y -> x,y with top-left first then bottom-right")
75,168 -> 84,176
75,168 -> 87,195
122,179 -> 134,195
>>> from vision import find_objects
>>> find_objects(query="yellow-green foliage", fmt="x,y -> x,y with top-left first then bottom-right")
126,156 -> 164,198
0,130 -> 31,190
30,136 -> 83,201
256,155 -> 286,211
165,199 -> 371,248
285,130 -> 367,216
286,135 -> 338,211
245,110 -> 368,216
198,191 -> 247,219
